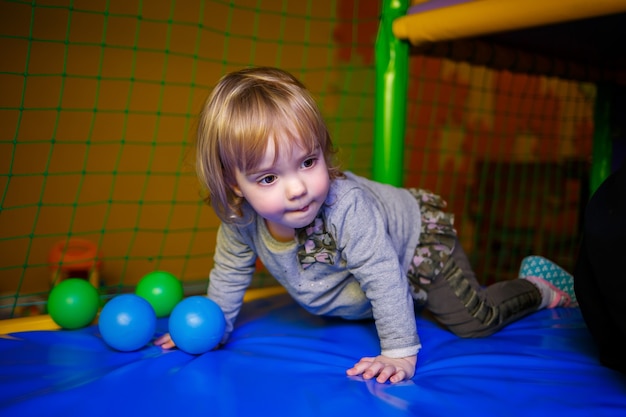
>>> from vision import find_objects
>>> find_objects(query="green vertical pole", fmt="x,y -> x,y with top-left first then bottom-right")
590,84 -> 612,194
374,0 -> 409,186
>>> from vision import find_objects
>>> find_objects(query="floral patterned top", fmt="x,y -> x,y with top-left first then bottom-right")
208,172 -> 444,359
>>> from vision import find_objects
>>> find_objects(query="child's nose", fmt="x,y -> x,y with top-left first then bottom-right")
286,177 -> 306,200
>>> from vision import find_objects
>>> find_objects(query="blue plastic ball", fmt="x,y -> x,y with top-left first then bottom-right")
169,296 -> 226,355
98,294 -> 157,352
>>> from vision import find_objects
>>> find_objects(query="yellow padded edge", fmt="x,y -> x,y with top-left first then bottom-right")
0,286 -> 287,335
393,0 -> 626,46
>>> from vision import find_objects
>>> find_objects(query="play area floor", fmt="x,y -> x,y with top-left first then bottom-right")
1,292 -> 625,417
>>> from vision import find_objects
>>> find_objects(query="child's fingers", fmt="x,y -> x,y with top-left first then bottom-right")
346,356 -> 413,384
346,357 -> 375,375
388,369 -> 407,384
154,333 -> 176,349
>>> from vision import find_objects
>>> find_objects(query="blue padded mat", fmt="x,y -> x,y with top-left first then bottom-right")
1,293 -> 625,417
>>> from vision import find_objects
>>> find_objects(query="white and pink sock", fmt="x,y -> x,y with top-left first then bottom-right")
522,275 -> 572,309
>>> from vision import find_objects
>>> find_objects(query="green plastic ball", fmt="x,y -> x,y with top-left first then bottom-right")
48,279 -> 100,329
135,271 -> 183,317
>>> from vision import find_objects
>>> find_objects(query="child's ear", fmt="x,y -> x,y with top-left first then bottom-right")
232,184 -> 244,198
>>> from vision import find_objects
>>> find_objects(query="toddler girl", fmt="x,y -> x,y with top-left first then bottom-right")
155,67 -> 573,384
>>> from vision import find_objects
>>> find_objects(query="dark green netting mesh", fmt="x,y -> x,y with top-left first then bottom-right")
0,0 -> 594,319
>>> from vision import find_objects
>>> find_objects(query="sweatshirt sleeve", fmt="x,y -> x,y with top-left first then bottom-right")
208,223 -> 257,343
329,189 -> 421,358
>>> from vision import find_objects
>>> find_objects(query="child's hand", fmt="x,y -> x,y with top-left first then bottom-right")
154,333 -> 177,350
346,354 -> 417,384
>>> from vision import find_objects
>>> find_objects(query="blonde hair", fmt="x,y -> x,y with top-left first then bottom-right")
196,67 -> 343,223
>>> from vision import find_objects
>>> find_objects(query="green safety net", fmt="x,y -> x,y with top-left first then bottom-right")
0,0 -> 595,319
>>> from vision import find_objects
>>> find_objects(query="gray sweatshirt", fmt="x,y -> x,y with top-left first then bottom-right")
208,172 -> 423,358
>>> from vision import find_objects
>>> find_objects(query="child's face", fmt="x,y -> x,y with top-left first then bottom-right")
232,137 -> 330,240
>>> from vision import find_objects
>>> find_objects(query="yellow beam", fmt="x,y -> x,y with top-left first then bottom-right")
394,0 -> 626,45
0,315 -> 61,335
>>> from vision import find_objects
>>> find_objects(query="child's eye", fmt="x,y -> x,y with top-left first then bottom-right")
258,175 -> 277,185
302,158 -> 316,169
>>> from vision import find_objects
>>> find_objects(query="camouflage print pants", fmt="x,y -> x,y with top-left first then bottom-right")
406,189 -> 541,338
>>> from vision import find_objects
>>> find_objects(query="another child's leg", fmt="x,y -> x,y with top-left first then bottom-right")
423,241 -> 542,338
